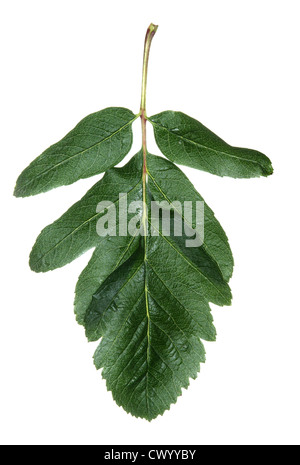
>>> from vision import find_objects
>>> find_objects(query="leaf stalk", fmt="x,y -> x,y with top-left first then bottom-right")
140,23 -> 158,114
140,23 -> 158,236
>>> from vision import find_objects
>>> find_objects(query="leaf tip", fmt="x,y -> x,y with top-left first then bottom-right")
29,244 -> 46,274
13,181 -> 23,198
264,160 -> 274,177
13,177 -> 35,198
29,257 -> 42,273
13,169 -> 31,198
256,151 -> 274,178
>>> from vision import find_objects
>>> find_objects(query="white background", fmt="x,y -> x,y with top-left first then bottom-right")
1,0 -> 299,446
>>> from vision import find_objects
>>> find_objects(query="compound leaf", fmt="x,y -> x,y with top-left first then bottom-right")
14,23 -> 273,421
14,107 -> 137,197
149,111 -> 273,178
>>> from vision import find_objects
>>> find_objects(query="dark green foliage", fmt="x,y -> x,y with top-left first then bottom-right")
14,28 -> 273,421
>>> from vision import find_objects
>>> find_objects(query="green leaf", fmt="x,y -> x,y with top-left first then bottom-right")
91,248 -> 207,421
29,153 -> 143,272
147,154 -> 234,282
28,147 -> 233,420
14,107 -> 138,197
149,111 -> 273,178
14,23 -> 273,421
71,153 -> 232,420
85,210 -> 231,419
